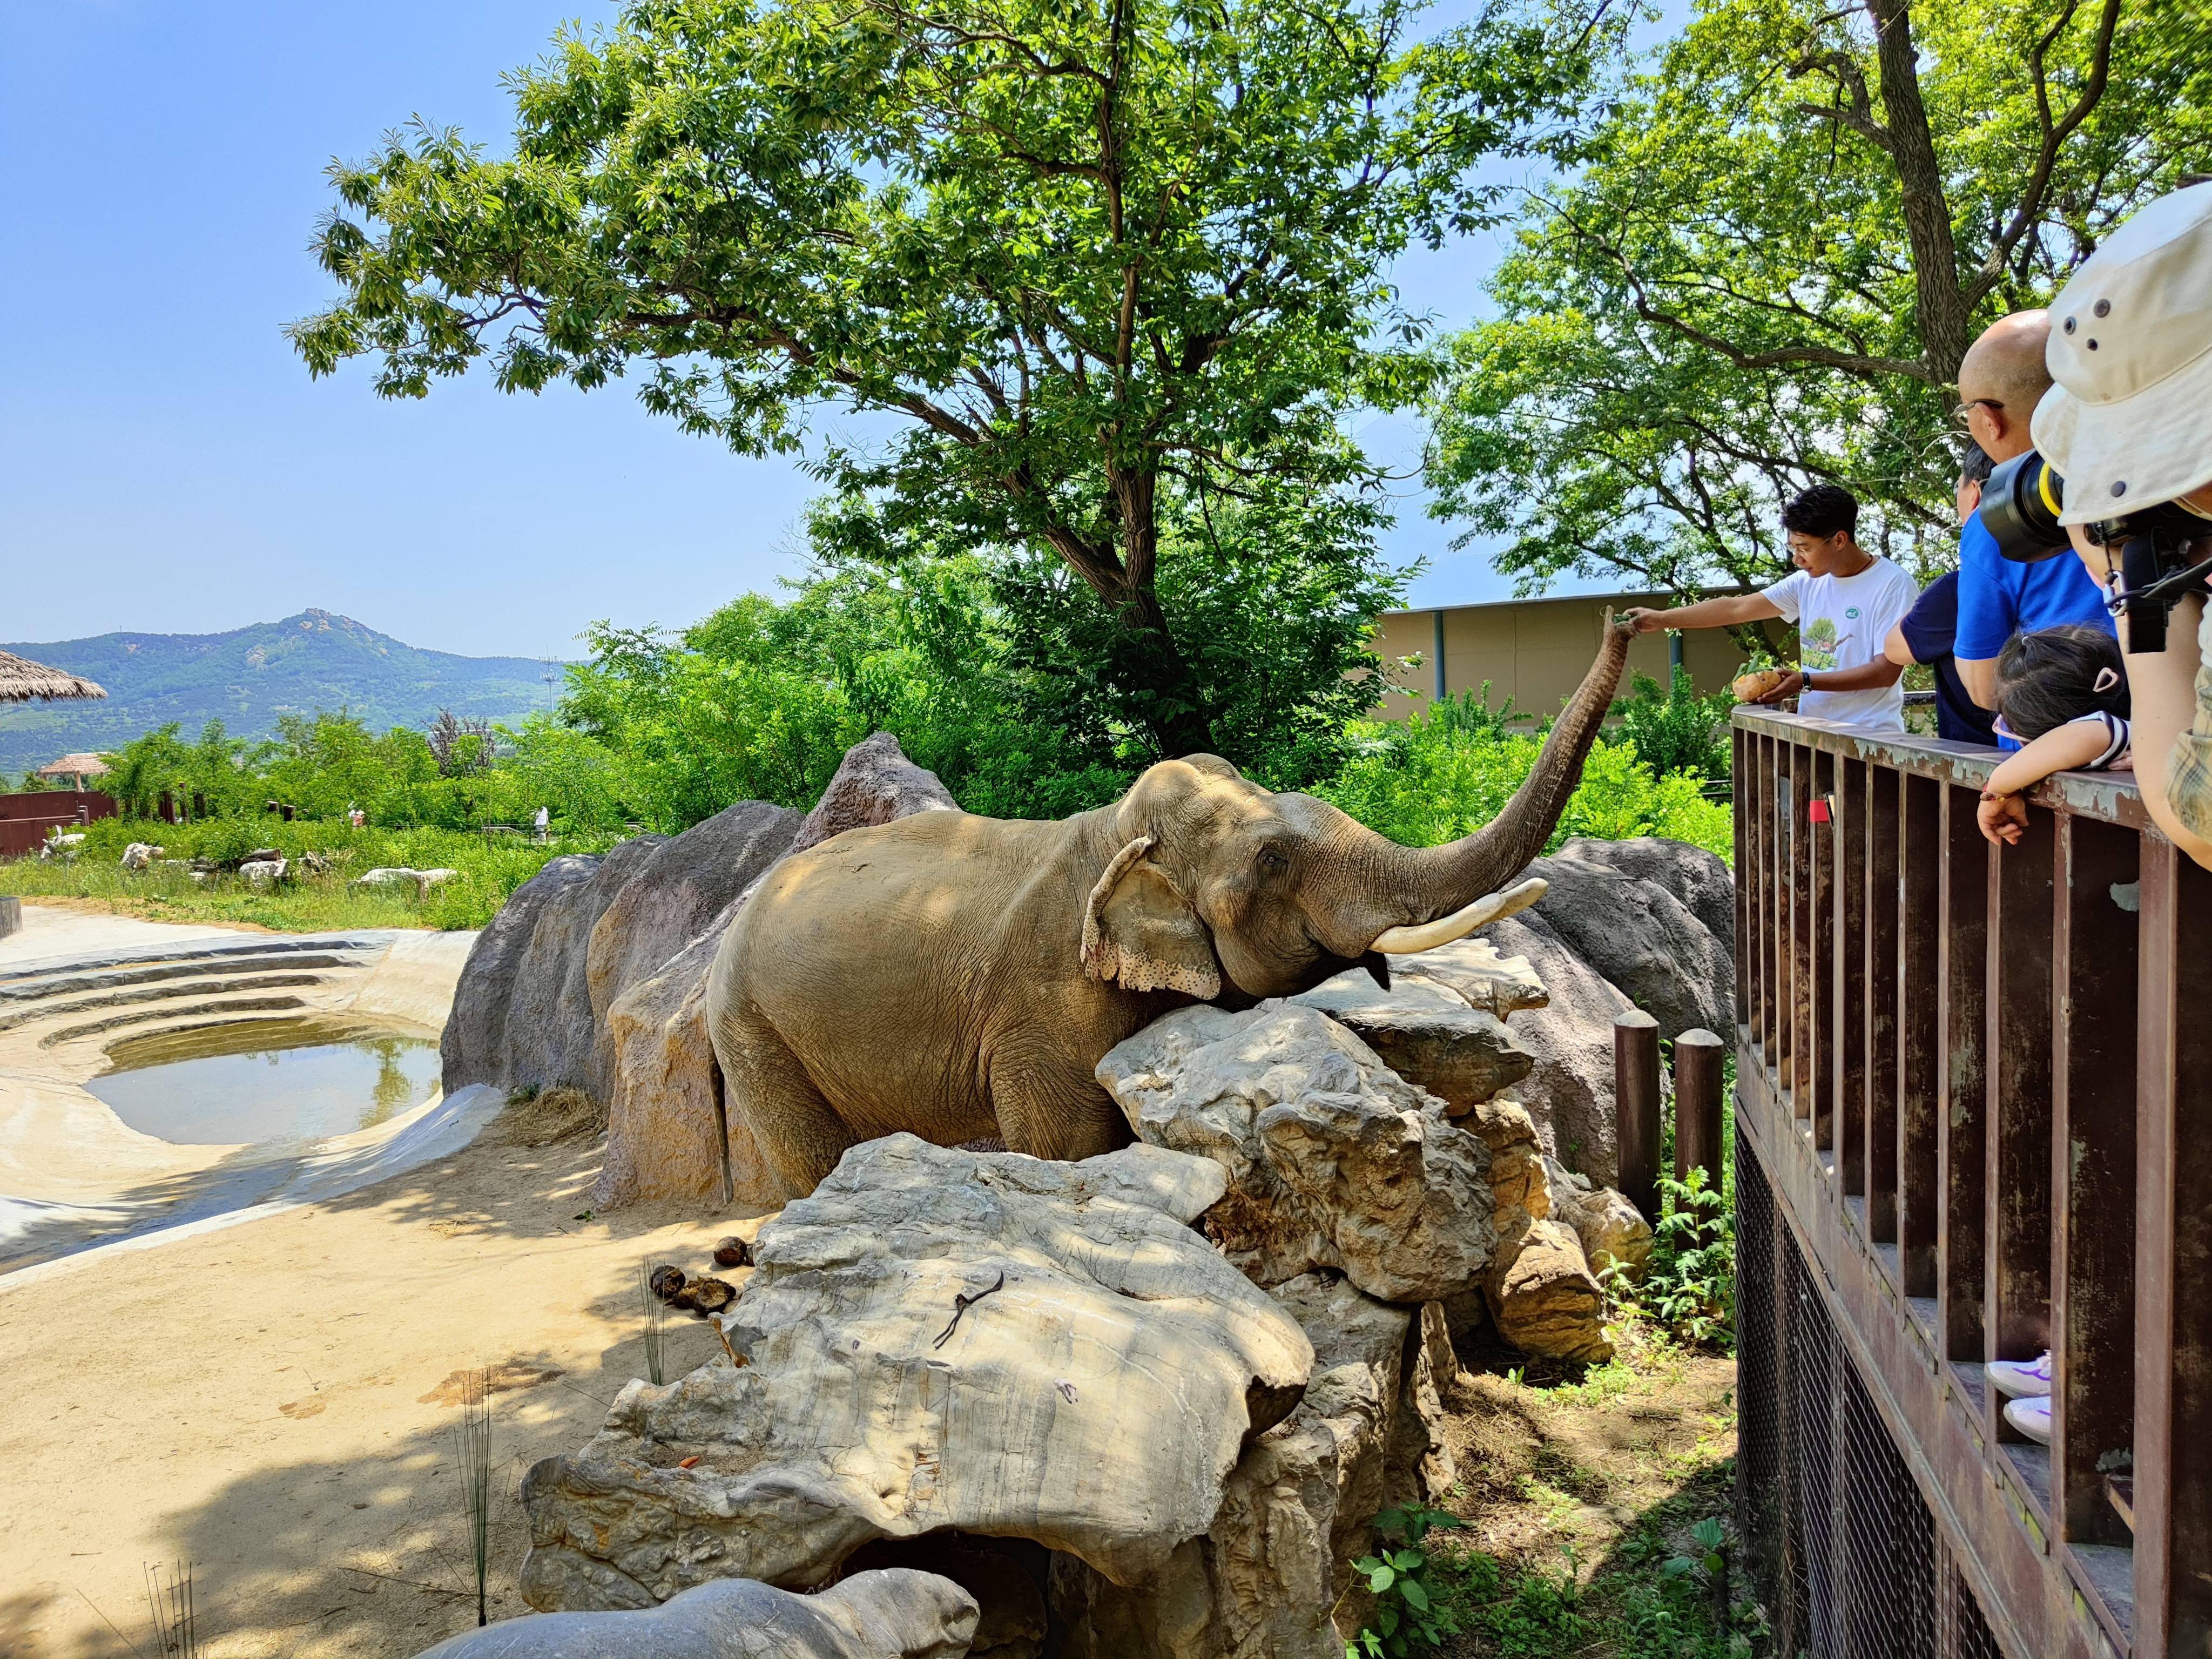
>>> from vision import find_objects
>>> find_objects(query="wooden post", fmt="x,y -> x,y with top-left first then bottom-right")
1674,1027 -> 1725,1191
1615,1009 -> 1662,1222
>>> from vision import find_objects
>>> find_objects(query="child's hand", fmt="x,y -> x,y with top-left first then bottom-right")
1978,791 -> 2028,846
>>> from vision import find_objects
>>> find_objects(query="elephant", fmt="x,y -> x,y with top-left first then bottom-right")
706,619 -> 1634,1198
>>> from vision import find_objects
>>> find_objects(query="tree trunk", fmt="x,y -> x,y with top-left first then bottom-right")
1866,0 -> 1970,382
1114,581 -> 1220,758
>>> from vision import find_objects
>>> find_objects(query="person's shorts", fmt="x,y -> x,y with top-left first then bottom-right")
2169,600 -> 2212,842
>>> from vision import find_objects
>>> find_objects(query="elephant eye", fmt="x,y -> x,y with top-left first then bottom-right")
1257,847 -> 1289,877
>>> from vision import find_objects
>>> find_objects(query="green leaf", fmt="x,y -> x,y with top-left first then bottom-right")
1367,1565 -> 1396,1593
1398,1576 -> 1432,1613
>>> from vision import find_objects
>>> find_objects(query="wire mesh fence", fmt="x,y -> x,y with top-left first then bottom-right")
1735,1127 -> 2006,1659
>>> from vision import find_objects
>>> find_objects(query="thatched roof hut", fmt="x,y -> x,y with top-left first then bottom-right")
0,650 -> 106,703
36,754 -> 113,791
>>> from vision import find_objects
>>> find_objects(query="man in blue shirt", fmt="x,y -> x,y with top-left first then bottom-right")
1952,310 -> 2116,710
1884,446 -> 1999,745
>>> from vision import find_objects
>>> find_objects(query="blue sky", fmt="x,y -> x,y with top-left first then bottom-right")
1,0 -> 1598,660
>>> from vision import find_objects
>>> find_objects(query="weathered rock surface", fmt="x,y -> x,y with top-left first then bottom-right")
1462,1097 -> 1612,1363
592,737 -> 952,1209
120,841 -> 164,871
1096,1003 -> 1494,1304
1289,972 -> 1533,1115
586,801 -> 802,1050
1389,936 -> 1549,1020
1546,1156 -> 1653,1277
239,857 -> 287,886
408,1568 -> 980,1658
1481,912 -> 1633,1185
1050,1271 -> 1455,1659
358,866 -> 460,898
787,731 -> 959,857
443,854 -> 602,1093
1527,838 -> 1734,1040
520,1136 -> 1309,1608
500,835 -> 670,1096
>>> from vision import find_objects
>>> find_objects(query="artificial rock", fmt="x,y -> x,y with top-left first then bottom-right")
1095,1002 -> 1494,1305
1526,838 -> 1734,1041
1289,970 -> 1534,1115
406,1568 -> 980,1659
520,1136 -> 1310,1608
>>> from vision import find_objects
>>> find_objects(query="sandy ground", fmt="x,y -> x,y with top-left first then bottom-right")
0,1113 -> 768,1658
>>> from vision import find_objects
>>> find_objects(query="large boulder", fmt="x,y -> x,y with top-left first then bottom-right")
407,1568 -> 980,1658
443,854 -> 604,1094
1289,972 -> 1533,1115
1461,1097 -> 1611,1363
1526,837 -> 1733,1040
520,1137 -> 1312,1609
1480,911 -> 1634,1186
1051,1272 -> 1455,1659
1388,936 -> 1549,1021
497,835 -> 670,1096
1095,1003 -> 1494,1305
787,731 -> 959,856
594,737 -> 956,1209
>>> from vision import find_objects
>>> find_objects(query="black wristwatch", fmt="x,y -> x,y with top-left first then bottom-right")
1803,671 -> 1817,691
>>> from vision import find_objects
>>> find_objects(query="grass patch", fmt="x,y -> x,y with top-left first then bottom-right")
1,818 -> 619,931
501,1085 -> 605,1147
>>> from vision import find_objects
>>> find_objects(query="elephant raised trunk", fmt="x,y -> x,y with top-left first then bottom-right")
1364,614 -> 1635,953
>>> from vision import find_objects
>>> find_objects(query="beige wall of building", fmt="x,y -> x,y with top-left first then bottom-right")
1368,592 -> 1788,722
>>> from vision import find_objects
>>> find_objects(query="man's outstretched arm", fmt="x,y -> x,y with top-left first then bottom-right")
1620,593 -> 1784,633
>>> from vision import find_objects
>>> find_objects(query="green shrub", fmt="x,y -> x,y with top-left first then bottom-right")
1613,667 -> 1732,780
1319,692 -> 1734,865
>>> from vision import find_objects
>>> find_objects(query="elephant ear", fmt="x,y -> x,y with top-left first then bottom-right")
1080,836 -> 1222,998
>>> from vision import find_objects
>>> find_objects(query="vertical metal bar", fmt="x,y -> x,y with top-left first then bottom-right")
1676,1027 -> 1726,1191
2051,813 -> 2137,1547
2134,839 -> 2212,1654
1866,764 -> 1901,1243
1986,805 -> 2055,1408
1615,1009 -> 1662,1224
1762,734 -> 1782,1068
1811,749 -> 1837,1151
1836,755 -> 1868,1196
1937,784 -> 1988,1364
1898,772 -> 1942,1300
1432,609 -> 1446,702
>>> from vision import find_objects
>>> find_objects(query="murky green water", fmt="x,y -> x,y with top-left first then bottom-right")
87,1019 -> 442,1145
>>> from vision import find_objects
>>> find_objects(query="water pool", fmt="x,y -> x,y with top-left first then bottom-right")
86,1019 -> 442,1146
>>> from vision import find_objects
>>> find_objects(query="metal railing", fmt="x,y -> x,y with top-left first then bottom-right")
1729,706 -> 2211,1659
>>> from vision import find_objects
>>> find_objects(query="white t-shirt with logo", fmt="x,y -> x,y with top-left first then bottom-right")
1761,556 -> 1921,731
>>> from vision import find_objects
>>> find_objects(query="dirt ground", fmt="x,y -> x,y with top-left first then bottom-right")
0,1110 -> 766,1659
1,1076 -> 1736,1659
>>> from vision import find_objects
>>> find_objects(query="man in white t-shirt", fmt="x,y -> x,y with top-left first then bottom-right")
1621,484 -> 1923,732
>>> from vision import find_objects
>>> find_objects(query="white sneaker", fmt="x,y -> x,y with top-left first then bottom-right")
1990,1352 -> 2053,1399
2005,1395 -> 2052,1445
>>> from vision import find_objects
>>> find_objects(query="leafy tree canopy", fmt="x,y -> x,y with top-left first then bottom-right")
1427,0 -> 2209,599
292,0 -> 1614,756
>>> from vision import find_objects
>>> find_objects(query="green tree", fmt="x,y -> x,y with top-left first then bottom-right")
291,0 -> 1612,756
1426,0 -> 2209,599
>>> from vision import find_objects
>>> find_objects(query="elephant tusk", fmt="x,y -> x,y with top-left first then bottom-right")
1369,877 -> 1548,955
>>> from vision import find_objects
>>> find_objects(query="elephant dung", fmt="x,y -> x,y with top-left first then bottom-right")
518,1136 -> 1311,1608
406,1568 -> 979,1659
1050,1272 -> 1456,1659
1289,972 -> 1534,1114
1095,1003 -> 1495,1305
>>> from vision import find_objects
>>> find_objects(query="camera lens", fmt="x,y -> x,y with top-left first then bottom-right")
1979,450 -> 2071,562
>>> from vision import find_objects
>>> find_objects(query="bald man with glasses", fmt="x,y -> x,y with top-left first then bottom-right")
1951,310 -> 2117,720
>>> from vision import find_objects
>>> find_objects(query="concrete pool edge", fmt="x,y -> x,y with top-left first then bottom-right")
0,1081 -> 505,1294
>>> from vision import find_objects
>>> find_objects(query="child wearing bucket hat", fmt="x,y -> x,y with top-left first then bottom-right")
2031,181 -> 2212,871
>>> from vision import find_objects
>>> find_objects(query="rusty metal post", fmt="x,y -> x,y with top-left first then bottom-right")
1616,1009 -> 1662,1223
1675,1027 -> 1726,1192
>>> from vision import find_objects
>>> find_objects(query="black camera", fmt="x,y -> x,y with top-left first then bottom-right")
1978,449 -> 2212,652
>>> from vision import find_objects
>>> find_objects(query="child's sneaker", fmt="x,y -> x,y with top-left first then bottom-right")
1989,1351 -> 2053,1399
2005,1395 -> 2052,1445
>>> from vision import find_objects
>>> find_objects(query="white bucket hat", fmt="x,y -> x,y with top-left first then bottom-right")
2032,181 -> 2212,526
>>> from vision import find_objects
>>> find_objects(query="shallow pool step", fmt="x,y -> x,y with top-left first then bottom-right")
0,953 -> 365,1007
0,973 -> 334,1035
41,994 -> 313,1047
0,935 -> 390,991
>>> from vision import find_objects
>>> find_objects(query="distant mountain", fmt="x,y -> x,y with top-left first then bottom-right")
0,609 -> 560,777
